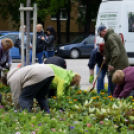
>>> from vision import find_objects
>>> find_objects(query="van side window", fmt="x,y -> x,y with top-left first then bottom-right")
128,12 -> 134,32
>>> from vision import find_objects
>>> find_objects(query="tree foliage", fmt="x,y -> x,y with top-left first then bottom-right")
76,0 -> 101,33
0,0 -> 66,28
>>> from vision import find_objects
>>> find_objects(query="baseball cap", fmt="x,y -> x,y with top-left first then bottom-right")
97,25 -> 107,35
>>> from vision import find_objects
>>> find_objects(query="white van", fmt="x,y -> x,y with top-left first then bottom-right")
95,0 -> 134,65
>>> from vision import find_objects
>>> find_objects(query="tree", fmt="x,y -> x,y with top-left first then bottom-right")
66,0 -> 71,42
56,9 -> 61,44
77,0 -> 101,33
0,0 -> 65,28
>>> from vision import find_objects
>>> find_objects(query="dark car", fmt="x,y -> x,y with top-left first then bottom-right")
55,35 -> 95,58
0,32 -> 33,59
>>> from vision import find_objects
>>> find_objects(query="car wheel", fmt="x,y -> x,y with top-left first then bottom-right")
70,49 -> 80,59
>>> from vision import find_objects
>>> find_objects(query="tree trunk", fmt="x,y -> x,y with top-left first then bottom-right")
26,0 -> 31,65
56,9 -> 61,44
66,0 -> 70,43
84,0 -> 90,34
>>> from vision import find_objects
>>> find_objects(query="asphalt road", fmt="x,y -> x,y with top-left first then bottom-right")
12,58 -> 108,90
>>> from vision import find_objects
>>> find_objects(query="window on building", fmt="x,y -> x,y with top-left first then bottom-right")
78,6 -> 86,18
51,8 -> 68,20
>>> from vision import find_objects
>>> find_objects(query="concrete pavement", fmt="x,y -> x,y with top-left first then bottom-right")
12,58 -> 108,90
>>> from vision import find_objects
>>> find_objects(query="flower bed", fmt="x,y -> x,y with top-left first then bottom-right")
0,84 -> 134,134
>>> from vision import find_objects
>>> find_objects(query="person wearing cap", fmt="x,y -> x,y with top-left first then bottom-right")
88,46 -> 111,95
97,25 -> 129,95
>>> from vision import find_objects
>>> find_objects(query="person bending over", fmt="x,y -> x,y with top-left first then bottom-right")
47,64 -> 81,99
113,67 -> 134,99
1,64 -> 54,113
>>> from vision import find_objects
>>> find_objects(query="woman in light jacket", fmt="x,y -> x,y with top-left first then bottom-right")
41,26 -> 56,58
1,64 -> 54,112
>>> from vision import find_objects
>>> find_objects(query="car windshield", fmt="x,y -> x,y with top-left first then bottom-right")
71,37 -> 86,44
0,34 -> 19,43
0,33 -> 33,43
83,36 -> 95,44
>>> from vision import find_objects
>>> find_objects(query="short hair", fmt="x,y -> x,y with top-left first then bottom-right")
112,70 -> 125,84
37,24 -> 44,32
71,73 -> 81,86
2,38 -> 14,49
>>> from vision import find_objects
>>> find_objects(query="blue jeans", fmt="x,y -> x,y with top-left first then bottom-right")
45,51 -> 55,58
36,52 -> 44,64
96,65 -> 111,95
30,51 -> 44,64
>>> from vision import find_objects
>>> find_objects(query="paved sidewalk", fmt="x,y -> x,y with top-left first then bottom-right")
12,58 -> 108,91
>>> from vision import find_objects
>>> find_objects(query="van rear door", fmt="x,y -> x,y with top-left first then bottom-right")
95,1 -> 122,45
124,1 -> 134,64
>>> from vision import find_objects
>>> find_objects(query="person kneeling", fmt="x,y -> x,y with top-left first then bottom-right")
113,66 -> 134,99
1,64 -> 54,112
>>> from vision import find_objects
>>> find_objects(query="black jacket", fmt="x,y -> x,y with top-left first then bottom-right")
36,31 -> 46,53
44,35 -> 55,51
88,47 -> 107,70
44,56 -> 66,69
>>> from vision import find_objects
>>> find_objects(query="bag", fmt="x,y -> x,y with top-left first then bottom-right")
14,38 -> 21,49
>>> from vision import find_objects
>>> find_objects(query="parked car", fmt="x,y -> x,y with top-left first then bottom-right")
0,31 -> 15,37
55,35 -> 95,58
0,32 -> 33,59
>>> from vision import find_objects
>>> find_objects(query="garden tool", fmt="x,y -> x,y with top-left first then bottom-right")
89,60 -> 105,92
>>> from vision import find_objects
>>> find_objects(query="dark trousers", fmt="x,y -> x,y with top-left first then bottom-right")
19,76 -> 54,112
48,88 -> 56,98
108,76 -> 116,95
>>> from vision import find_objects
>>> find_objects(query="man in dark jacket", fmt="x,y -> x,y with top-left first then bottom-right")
88,47 -> 111,95
97,26 -> 129,95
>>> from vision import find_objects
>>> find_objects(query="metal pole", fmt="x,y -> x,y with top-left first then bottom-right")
32,4 -> 37,64
20,4 -> 24,67
26,0 -> 31,65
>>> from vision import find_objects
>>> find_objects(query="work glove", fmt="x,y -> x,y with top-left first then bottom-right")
89,75 -> 94,83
